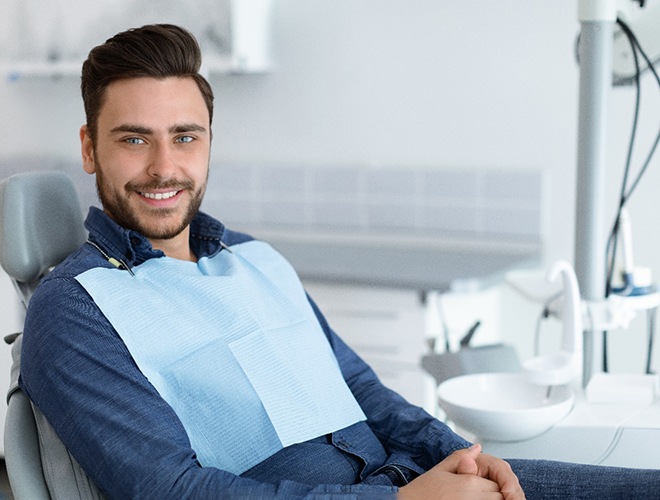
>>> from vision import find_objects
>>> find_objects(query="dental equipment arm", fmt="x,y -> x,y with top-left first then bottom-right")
575,0 -> 660,384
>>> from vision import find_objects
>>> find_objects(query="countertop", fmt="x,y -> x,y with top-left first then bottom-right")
250,228 -> 542,291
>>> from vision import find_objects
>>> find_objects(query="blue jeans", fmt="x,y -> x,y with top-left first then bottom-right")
242,437 -> 660,498
509,459 -> 660,499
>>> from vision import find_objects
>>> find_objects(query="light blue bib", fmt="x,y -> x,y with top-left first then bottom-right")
75,240 -> 365,475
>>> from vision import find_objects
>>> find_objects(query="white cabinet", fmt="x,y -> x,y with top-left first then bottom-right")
304,281 -> 435,412
0,0 -> 273,81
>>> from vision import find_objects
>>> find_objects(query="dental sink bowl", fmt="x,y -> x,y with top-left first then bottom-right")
437,373 -> 574,441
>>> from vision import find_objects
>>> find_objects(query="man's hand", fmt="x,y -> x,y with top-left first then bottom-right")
398,444 -> 525,499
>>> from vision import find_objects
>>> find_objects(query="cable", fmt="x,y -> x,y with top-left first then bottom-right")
607,19 -> 660,281
620,20 -> 660,201
533,292 -> 562,357
646,307 -> 656,374
605,19 -> 641,301
533,306 -> 546,357
602,18 -> 642,371
602,18 -> 660,371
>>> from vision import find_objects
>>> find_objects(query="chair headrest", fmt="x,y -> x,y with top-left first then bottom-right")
0,171 -> 87,284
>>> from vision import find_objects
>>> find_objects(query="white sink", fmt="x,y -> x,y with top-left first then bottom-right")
437,372 -> 574,441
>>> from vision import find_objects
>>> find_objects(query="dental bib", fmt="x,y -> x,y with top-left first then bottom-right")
75,240 -> 365,475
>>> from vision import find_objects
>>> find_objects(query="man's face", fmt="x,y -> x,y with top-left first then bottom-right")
81,77 -> 211,242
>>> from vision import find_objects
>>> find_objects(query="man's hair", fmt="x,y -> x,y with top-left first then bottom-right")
81,24 -> 214,141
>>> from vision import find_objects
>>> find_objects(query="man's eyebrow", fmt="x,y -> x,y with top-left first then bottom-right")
110,124 -> 154,135
169,123 -> 208,134
108,123 -> 208,135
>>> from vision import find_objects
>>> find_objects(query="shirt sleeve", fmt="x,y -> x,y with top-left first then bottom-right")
20,276 -> 397,500
306,295 -> 472,471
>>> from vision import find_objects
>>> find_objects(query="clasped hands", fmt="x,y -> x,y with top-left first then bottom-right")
398,444 -> 525,499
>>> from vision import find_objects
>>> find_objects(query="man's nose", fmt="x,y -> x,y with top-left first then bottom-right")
147,143 -> 177,179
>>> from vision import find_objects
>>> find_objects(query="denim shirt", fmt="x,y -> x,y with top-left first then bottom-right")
20,207 -> 470,499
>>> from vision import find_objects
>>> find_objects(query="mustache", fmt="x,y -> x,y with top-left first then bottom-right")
126,179 -> 195,192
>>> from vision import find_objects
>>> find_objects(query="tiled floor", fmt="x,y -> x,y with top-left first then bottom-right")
0,460 -> 14,500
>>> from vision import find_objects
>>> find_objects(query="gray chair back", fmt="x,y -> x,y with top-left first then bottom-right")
0,170 -> 88,305
0,171 -> 103,499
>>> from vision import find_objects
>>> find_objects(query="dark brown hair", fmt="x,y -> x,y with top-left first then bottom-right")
81,24 -> 214,141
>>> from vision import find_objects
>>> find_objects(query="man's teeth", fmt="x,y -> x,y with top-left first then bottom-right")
142,191 -> 177,200
141,191 -> 178,200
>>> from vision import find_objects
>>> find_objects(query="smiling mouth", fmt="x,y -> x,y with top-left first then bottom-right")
139,190 -> 180,200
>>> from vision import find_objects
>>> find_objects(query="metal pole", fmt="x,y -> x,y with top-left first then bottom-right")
575,1 -> 616,386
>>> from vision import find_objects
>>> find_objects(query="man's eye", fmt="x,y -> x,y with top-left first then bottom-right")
176,136 -> 194,143
126,137 -> 145,145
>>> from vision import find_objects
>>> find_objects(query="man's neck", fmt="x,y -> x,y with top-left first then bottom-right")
148,227 -> 197,262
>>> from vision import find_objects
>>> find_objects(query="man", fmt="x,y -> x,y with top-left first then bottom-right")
18,24 -> 660,499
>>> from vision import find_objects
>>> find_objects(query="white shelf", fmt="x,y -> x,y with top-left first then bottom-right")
2,0 -> 274,82
1,60 -> 83,81
1,54 -> 270,82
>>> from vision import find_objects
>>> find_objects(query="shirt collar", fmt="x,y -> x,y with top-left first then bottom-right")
84,207 -> 227,268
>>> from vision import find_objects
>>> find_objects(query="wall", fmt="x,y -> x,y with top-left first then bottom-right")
1,0 -> 659,438
0,0 -> 580,252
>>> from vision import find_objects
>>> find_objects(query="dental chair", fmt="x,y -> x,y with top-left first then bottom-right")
0,171 -> 103,499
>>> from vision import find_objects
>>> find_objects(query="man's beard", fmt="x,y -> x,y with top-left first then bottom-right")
94,159 -> 206,240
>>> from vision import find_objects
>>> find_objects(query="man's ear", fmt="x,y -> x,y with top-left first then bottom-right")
80,125 -> 96,174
